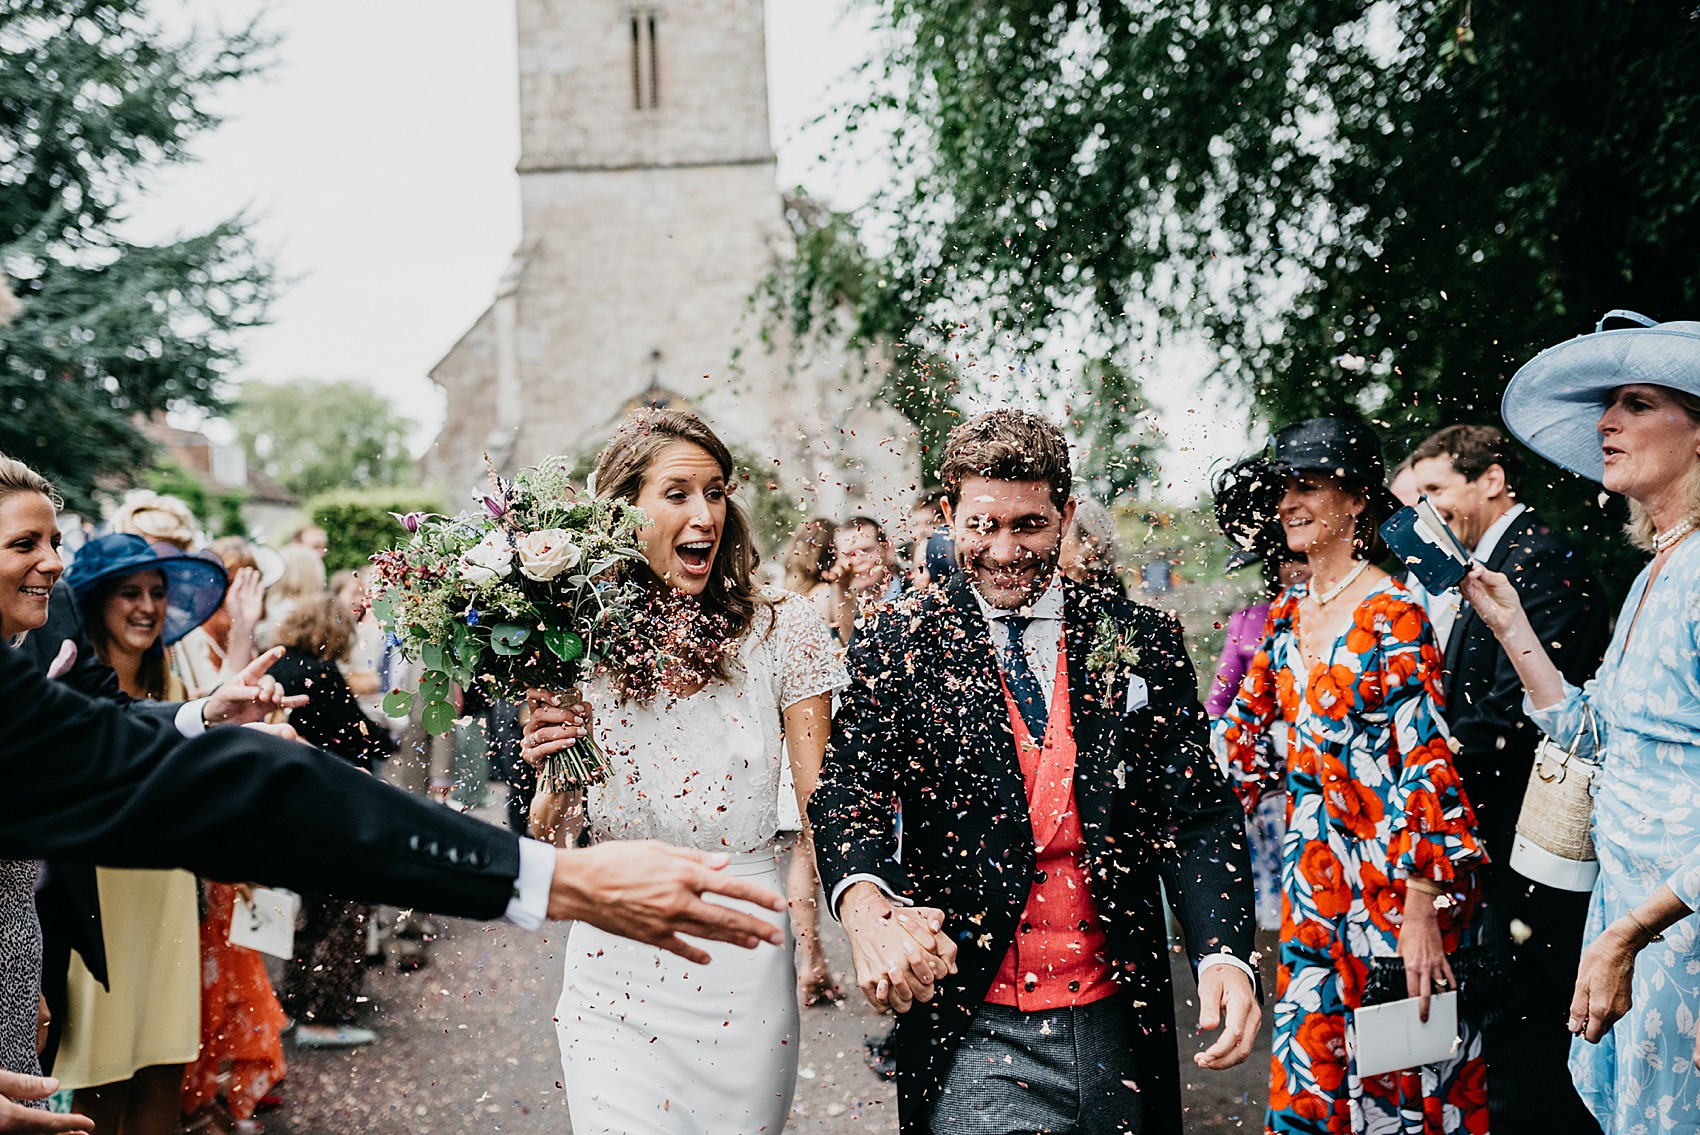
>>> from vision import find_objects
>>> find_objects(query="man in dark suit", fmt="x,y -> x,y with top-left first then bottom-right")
0,634 -> 787,1126
811,410 -> 1257,1135
1409,423 -> 1612,1135
1,636 -> 785,940
21,581 -> 313,1066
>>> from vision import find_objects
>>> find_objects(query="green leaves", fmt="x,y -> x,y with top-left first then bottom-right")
421,699 -> 457,736
490,623 -> 531,656
544,629 -> 585,664
380,689 -> 414,718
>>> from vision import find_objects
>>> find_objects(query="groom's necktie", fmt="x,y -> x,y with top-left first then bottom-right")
997,615 -> 1048,740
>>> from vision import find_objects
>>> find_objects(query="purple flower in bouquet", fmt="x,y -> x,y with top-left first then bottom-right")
391,511 -> 428,534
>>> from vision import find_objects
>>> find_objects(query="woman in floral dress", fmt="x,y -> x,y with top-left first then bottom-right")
1221,419 -> 1488,1135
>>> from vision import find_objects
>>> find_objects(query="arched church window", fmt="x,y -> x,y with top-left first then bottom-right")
629,7 -> 659,110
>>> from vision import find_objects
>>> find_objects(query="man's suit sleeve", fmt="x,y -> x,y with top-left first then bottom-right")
0,643 -> 520,919
1453,542 -> 1608,757
1139,610 -> 1258,976
808,606 -> 913,903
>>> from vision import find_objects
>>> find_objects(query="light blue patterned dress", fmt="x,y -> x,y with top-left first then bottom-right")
1529,535 -> 1700,1134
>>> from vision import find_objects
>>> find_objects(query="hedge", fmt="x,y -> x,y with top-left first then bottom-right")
307,487 -> 446,575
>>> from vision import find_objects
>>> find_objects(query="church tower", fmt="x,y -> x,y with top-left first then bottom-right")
426,0 -> 910,520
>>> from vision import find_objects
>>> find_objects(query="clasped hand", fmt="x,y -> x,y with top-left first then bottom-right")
520,686 -> 593,766
839,882 -> 958,1013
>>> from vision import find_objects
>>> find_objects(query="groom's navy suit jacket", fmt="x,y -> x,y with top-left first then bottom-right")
811,574 -> 1256,1135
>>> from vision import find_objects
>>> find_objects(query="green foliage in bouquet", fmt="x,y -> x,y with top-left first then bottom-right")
368,458 -> 649,788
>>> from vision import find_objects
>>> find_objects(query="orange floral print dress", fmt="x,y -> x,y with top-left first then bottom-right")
181,882 -> 287,1122
1222,579 -> 1488,1135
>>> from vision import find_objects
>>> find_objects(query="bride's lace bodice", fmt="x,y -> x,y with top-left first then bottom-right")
584,588 -> 848,852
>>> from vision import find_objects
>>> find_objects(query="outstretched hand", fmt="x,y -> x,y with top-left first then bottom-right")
1194,964 -> 1259,1069
547,842 -> 787,964
202,646 -> 309,727
0,1071 -> 92,1133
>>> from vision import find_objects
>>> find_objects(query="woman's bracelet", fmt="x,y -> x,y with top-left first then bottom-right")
1625,909 -> 1666,945
1405,877 -> 1447,898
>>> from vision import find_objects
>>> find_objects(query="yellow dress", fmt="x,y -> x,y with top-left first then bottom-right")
53,672 -> 202,1089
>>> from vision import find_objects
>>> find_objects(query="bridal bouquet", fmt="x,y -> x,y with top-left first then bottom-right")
369,458 -> 648,790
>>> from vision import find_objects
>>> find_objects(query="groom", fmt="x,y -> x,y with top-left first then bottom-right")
811,409 -> 1258,1135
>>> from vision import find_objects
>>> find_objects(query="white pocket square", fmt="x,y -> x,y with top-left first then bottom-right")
46,640 -> 77,681
1123,675 -> 1149,714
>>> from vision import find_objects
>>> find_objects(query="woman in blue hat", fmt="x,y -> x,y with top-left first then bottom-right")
55,534 -> 225,1135
1462,312 -> 1700,1133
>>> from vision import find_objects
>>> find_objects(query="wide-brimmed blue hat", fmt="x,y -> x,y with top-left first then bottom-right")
1503,310 -> 1700,482
65,533 -> 228,646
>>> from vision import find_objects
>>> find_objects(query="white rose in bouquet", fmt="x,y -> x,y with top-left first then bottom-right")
460,530 -> 515,584
516,528 -> 583,581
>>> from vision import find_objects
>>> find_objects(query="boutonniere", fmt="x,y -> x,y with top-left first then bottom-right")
1086,613 -> 1141,700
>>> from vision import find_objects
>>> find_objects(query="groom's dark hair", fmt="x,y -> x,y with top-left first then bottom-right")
939,410 -> 1072,511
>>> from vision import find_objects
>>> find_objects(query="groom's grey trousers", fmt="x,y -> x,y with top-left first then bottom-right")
927,998 -> 1144,1135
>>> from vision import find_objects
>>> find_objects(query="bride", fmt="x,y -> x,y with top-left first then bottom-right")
522,408 -> 848,1134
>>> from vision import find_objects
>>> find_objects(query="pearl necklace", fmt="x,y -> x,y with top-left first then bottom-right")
1310,559 -> 1370,606
1653,517 -> 1695,554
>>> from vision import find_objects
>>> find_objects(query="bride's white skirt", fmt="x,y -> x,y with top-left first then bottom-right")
556,851 -> 799,1135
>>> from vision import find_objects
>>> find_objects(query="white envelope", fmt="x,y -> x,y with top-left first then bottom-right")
1353,991 -> 1460,1077
228,887 -> 300,960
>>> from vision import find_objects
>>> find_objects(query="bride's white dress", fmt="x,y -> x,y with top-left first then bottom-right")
557,588 -> 848,1134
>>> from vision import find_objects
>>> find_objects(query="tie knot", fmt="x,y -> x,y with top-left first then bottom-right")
1002,615 -> 1031,645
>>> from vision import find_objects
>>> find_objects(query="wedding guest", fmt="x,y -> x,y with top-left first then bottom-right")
108,490 -> 199,552
172,537 -> 264,697
781,516 -> 839,624
779,516 -> 845,1008
286,525 -> 328,560
1389,455 -> 1421,508
1207,457 -> 1312,935
1220,418 -> 1488,1134
0,457 -> 67,1113
812,409 -> 1256,1135
1058,497 -> 1124,595
179,877 -> 286,1132
1459,313 -> 1700,1133
268,593 -> 395,1049
831,516 -> 899,643
58,534 -> 228,1135
256,545 -> 325,648
523,408 -> 848,1135
1407,422 -> 1610,1134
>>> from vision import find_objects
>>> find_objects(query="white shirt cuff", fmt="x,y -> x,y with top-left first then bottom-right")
829,873 -> 911,921
1197,952 -> 1256,986
503,837 -> 556,930
175,699 -> 209,738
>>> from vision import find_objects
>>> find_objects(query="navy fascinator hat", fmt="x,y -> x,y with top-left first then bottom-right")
65,534 -> 228,646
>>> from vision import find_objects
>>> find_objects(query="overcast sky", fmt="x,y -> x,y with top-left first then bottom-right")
128,0 -> 1248,497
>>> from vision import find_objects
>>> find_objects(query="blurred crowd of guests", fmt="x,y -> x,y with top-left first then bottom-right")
8,490 -> 448,1135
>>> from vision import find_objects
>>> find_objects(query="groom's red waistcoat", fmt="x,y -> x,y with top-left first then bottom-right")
984,648 -> 1118,1011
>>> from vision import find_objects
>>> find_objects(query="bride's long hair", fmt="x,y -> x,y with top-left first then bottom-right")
592,409 -> 765,687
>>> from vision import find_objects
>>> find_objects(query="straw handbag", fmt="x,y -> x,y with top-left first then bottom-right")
1510,707 -> 1602,892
